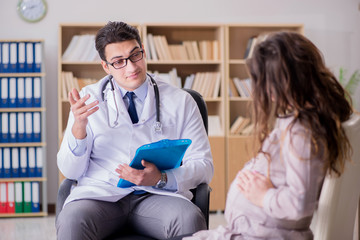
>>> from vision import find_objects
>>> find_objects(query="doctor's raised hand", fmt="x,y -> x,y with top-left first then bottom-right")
68,88 -> 99,140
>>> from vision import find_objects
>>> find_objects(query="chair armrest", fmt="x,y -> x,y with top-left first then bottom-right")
191,183 -> 212,229
56,179 -> 77,220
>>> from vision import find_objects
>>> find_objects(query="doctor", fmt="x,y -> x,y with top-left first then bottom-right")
56,21 -> 214,240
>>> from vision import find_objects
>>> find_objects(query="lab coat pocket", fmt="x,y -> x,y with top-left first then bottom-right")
145,119 -> 178,142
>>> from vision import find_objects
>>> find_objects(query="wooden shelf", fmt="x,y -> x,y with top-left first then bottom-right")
0,177 -> 47,182
0,212 -> 47,218
0,107 -> 46,112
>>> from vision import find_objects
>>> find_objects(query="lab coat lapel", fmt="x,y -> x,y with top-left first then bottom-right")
140,81 -> 157,122
104,88 -> 128,124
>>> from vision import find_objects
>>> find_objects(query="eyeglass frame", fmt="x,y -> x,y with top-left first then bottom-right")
105,50 -> 144,69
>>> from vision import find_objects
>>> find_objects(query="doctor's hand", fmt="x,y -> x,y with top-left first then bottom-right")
116,160 -> 161,186
69,88 -> 99,139
237,170 -> 274,208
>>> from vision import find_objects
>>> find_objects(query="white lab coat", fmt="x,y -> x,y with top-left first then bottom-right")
57,74 -> 214,207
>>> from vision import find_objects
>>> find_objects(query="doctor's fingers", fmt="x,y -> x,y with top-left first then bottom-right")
72,100 -> 99,117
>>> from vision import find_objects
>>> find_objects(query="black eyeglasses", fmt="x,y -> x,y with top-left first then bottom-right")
106,50 -> 144,69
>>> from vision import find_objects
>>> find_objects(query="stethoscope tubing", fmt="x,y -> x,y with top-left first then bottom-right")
102,73 -> 161,132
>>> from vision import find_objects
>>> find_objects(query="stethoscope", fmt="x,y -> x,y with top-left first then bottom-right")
101,73 -> 162,133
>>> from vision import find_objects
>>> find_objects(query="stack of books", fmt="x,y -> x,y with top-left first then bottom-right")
61,71 -> 97,100
146,34 -> 220,61
230,116 -> 254,135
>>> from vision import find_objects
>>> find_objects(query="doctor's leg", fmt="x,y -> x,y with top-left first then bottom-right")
56,199 -> 130,240
128,194 -> 207,239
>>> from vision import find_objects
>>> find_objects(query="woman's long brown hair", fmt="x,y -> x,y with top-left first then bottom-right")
246,31 -> 353,176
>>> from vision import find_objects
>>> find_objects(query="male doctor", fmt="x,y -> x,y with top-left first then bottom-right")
56,21 -> 214,239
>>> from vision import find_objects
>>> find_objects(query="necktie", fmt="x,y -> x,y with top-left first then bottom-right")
126,92 -> 139,124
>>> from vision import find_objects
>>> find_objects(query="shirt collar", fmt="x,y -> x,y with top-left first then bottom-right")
115,76 -> 149,103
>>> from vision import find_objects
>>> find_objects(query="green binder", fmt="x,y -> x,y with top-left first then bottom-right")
23,182 -> 32,213
14,182 -> 23,213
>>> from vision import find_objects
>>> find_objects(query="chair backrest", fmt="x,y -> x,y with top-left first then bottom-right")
310,113 -> 360,240
182,88 -> 208,134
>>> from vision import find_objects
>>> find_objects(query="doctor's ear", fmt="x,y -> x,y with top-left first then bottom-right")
101,60 -> 111,74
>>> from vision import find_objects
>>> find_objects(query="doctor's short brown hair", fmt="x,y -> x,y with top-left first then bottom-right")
95,21 -> 142,61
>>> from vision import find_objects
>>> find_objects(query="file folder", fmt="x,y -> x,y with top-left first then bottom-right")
2,43 -> 10,73
17,112 -> 25,142
1,77 -> 9,108
33,77 -> 41,107
11,148 -> 20,178
0,42 -> 2,72
17,77 -> 26,107
0,183 -> 7,213
31,182 -> 40,212
25,112 -> 33,142
7,182 -> 15,213
9,42 -> 17,73
8,78 -> 16,108
0,148 -> 2,178
3,148 -> 10,178
23,182 -> 32,213
9,113 -> 17,142
1,113 -> 9,143
35,147 -> 43,177
17,42 -> 26,72
15,182 -> 23,213
34,42 -> 42,72
25,42 -> 33,72
117,139 -> 192,188
20,147 -> 28,177
24,77 -> 33,107
33,112 -> 41,142
28,147 -> 36,177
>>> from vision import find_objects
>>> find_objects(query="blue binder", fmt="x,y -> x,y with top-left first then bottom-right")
0,148 -> 3,178
0,77 -> 9,108
1,112 -> 9,143
9,42 -> 17,73
33,112 -> 41,142
33,42 -> 41,72
33,77 -> 41,107
17,42 -> 26,73
3,148 -> 11,178
17,77 -> 26,108
117,139 -> 192,188
35,147 -> 42,177
24,77 -> 33,108
31,182 -> 40,212
8,77 -> 16,108
19,147 -> 28,177
9,113 -> 17,142
24,112 -> 33,142
28,147 -> 36,177
17,112 -> 25,143
11,148 -> 20,178
1,43 -> 10,73
25,42 -> 33,72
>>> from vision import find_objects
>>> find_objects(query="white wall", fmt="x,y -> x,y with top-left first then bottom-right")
0,0 -> 359,204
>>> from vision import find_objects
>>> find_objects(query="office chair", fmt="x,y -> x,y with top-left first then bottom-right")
56,88 -> 211,240
310,113 -> 360,240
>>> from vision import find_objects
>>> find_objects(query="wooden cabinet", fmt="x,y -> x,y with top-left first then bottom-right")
0,40 -> 47,217
225,24 -> 304,190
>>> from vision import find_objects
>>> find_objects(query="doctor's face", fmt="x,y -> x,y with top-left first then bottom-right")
101,40 -> 147,91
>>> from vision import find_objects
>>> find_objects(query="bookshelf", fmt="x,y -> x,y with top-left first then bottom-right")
0,40 -> 47,217
143,24 -> 226,210
225,24 -> 304,190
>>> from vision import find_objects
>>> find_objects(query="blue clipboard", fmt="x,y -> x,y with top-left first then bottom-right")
117,139 -> 192,188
